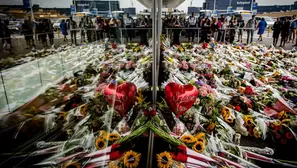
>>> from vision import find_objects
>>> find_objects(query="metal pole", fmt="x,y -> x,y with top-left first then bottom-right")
1,71 -> 11,112
37,60 -> 43,86
109,1 -> 111,13
166,28 -> 168,39
229,0 -> 232,6
214,0 -> 216,11
120,28 -> 123,44
197,28 -> 200,43
250,0 -> 253,12
29,0 -> 35,38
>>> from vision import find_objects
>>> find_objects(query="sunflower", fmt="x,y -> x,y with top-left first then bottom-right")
278,111 -> 288,120
108,161 -> 120,168
253,128 -> 261,139
197,138 -> 207,145
195,132 -> 206,140
207,122 -> 216,132
224,115 -> 235,124
221,107 -> 231,118
62,161 -> 81,168
124,150 -> 141,168
243,115 -> 254,127
180,135 -> 196,144
57,112 -> 67,120
238,86 -> 245,94
109,133 -> 120,142
80,104 -> 88,117
98,130 -> 108,140
156,151 -> 173,168
192,141 -> 205,153
95,137 -> 107,150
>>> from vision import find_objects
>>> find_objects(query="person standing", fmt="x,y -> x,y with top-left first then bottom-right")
272,17 -> 282,46
138,16 -> 149,46
200,17 -> 211,43
188,12 -> 197,42
246,15 -> 256,44
211,18 -> 219,41
60,19 -> 68,42
289,15 -> 297,43
95,16 -> 103,41
85,16 -> 94,42
22,17 -> 34,49
2,20 -> 11,52
46,19 -> 54,46
257,18 -> 267,41
69,17 -> 77,45
124,13 -> 134,42
39,19 -> 48,47
237,16 -> 245,42
280,17 -> 290,47
229,17 -> 237,43
79,17 -> 86,43
172,17 -> 181,45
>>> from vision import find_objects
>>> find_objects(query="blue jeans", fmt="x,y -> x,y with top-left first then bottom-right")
247,29 -> 254,44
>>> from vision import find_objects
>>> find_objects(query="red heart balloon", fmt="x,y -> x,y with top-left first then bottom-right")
104,82 -> 137,117
164,82 -> 198,118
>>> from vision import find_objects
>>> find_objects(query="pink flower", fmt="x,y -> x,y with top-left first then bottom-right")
183,64 -> 189,70
181,60 -> 187,65
119,64 -> 125,69
178,63 -> 183,68
199,89 -> 208,97
126,63 -> 132,69
190,64 -> 195,69
127,61 -> 133,65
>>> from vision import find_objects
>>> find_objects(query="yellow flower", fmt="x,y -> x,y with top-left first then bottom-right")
195,132 -> 206,140
62,161 -> 81,168
253,128 -> 261,139
124,150 -> 141,168
57,112 -> 67,120
272,70 -> 281,77
136,89 -> 144,104
156,152 -> 173,168
80,104 -> 88,117
243,115 -> 254,127
224,115 -> 235,124
98,130 -> 108,140
282,119 -> 291,124
109,133 -> 120,142
108,161 -> 120,168
192,141 -> 205,153
180,135 -> 196,144
95,137 -> 107,150
207,122 -> 216,132
278,111 -> 287,120
197,138 -> 207,145
221,106 -> 231,118
237,86 -> 245,94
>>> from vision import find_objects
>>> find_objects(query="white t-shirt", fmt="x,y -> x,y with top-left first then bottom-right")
188,17 -> 196,26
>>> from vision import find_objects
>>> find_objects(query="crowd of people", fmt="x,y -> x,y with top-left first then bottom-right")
2,13 -> 297,53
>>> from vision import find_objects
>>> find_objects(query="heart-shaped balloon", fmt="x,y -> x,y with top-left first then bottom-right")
164,82 -> 198,118
104,82 -> 137,117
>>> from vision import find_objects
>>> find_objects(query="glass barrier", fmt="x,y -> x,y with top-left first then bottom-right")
0,31 -> 153,167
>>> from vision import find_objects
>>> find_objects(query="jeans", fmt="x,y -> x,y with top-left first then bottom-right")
71,30 -> 77,44
247,29 -> 254,44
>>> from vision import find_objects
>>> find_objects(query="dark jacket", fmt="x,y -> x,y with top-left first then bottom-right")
272,21 -> 282,38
